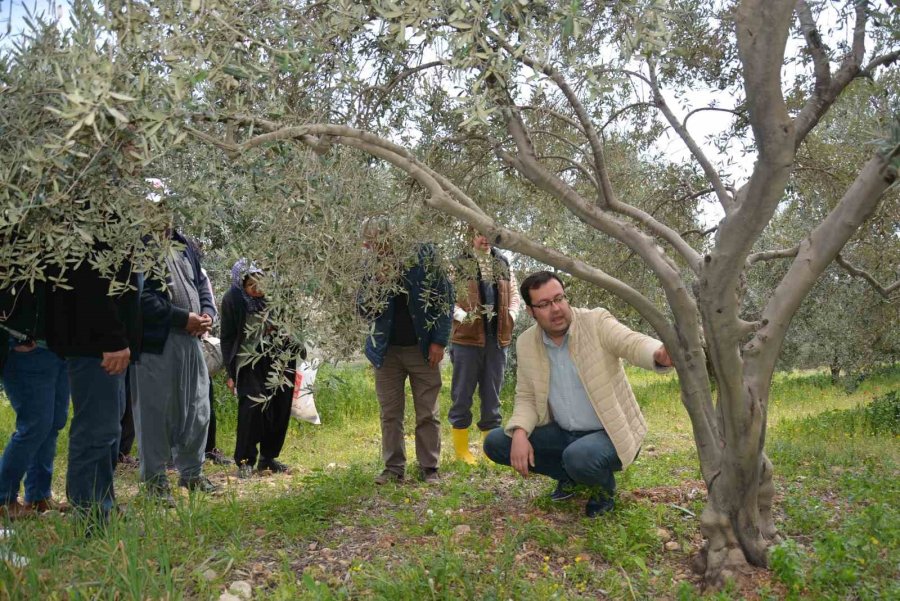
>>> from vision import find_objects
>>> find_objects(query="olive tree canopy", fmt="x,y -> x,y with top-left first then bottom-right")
1,0 -> 898,585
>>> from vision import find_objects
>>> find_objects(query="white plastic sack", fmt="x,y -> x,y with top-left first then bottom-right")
201,336 -> 224,376
291,359 -> 321,425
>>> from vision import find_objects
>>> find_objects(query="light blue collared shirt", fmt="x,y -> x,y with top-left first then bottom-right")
543,330 -> 603,432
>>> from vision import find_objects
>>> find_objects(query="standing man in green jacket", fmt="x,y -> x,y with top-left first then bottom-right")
484,271 -> 672,517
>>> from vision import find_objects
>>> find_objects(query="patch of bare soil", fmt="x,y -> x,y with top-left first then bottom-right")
225,471 -> 786,598
621,480 -> 707,505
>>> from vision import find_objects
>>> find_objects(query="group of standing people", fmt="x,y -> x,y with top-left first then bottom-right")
0,228 -> 298,524
0,217 -> 673,527
358,222 -> 672,517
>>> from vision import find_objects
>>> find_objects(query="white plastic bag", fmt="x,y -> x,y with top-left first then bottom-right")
201,336 -> 224,376
291,359 -> 321,425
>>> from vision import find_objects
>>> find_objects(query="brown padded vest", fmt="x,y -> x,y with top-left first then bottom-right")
451,252 -> 513,348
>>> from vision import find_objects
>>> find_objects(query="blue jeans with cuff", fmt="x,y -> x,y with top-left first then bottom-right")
0,344 -> 70,504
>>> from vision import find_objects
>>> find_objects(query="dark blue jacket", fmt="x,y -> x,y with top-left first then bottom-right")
357,244 -> 453,369
139,232 -> 216,355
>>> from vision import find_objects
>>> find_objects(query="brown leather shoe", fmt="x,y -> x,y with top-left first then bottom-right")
1,500 -> 35,521
24,497 -> 70,514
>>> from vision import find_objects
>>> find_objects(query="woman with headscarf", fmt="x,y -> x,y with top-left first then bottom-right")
220,259 -> 298,478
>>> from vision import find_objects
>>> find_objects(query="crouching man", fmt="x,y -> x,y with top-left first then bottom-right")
484,271 -> 672,517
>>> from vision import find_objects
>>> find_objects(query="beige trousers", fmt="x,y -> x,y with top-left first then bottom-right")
374,345 -> 442,474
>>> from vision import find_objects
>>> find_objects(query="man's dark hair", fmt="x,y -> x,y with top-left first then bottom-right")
520,271 -> 566,307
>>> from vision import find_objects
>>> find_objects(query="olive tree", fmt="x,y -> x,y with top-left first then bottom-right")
2,0 -> 898,586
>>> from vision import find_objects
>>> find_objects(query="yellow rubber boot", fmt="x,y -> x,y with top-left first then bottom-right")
452,428 -> 477,465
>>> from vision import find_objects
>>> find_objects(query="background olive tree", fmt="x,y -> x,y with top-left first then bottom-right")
1,0 -> 898,586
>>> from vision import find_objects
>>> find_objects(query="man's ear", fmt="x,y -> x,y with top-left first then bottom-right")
525,306 -> 534,318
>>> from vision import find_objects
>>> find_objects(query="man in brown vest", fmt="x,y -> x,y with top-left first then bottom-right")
449,231 -> 521,463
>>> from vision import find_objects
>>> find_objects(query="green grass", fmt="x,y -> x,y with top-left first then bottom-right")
0,364 -> 897,599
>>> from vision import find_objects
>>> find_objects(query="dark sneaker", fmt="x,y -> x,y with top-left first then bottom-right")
585,495 -> 615,518
420,467 -> 440,484
178,474 -> 220,494
205,449 -> 235,466
550,478 -> 576,502
144,481 -> 177,508
374,469 -> 404,485
257,458 -> 290,474
237,464 -> 254,479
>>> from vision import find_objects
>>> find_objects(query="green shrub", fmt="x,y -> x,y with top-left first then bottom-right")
770,539 -> 806,599
862,390 -> 899,436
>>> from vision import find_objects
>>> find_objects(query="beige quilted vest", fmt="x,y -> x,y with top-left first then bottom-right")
505,307 -> 664,469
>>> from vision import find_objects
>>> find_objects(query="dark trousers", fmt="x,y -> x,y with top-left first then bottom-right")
234,386 -> 292,467
448,333 -> 507,430
483,423 -> 623,496
205,378 -> 217,453
66,357 -> 125,515
118,367 -> 135,458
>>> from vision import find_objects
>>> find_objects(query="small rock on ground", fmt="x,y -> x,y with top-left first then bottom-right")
229,580 -> 253,599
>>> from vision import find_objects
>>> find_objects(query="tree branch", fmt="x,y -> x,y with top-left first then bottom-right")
835,255 -> 900,299
500,93 -> 702,272
796,0 -> 832,96
792,1 -> 885,149
488,32 -> 616,208
682,106 -> 744,129
746,245 -> 799,265
647,61 -> 735,215
860,50 -> 900,78
601,101 -> 654,132
285,125 -> 675,336
537,154 -> 599,189
747,152 -> 898,382
519,104 -> 585,134
681,225 -> 719,238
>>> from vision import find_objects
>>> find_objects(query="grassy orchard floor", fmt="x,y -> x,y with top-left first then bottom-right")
0,365 -> 897,600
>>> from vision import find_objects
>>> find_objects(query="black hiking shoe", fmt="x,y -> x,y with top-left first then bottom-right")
257,458 -> 290,474
550,477 -> 576,502
178,474 -> 220,494
374,469 -> 404,485
205,448 -> 234,466
585,495 -> 615,518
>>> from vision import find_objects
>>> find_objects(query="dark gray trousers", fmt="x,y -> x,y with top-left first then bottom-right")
449,332 -> 507,430
132,332 -> 210,483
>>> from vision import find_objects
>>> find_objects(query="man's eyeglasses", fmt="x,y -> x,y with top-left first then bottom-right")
531,294 -> 568,310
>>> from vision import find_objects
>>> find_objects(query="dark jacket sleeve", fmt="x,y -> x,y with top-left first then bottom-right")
219,289 -> 243,381
141,275 -> 190,331
421,244 -> 454,347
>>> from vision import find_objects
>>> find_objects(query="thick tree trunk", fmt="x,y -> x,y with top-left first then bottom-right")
686,363 -> 780,585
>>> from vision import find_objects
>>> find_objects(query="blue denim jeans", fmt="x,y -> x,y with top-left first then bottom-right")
66,357 -> 125,514
483,422 -> 623,495
0,344 -> 70,504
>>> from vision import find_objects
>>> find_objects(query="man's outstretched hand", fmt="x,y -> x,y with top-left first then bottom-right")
654,345 -> 673,368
